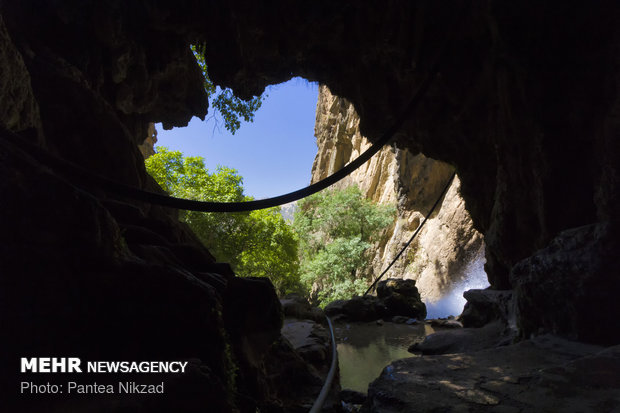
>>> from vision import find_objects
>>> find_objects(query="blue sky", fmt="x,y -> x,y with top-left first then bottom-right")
155,78 -> 319,199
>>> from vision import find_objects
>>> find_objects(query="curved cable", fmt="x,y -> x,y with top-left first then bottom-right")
0,17 -> 453,213
308,316 -> 338,413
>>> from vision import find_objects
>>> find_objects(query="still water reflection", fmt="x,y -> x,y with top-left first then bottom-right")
335,322 -> 434,393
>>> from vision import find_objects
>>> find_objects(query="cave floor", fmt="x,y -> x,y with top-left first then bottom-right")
365,335 -> 620,412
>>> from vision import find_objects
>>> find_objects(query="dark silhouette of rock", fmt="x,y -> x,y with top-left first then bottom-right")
511,223 -> 619,345
281,294 -> 325,323
377,278 -> 427,320
460,289 -> 514,328
325,296 -> 387,322
325,279 -> 426,322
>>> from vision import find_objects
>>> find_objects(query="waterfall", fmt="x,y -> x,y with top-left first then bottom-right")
425,247 -> 489,319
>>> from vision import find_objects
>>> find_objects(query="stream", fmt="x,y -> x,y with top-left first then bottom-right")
334,321 -> 435,393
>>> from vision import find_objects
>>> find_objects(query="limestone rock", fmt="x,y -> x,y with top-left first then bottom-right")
377,278 -> 426,319
325,296 -> 387,322
510,223 -> 620,345
138,122 -> 158,159
0,14 -> 42,137
324,280 -> 426,321
366,335 -> 617,412
460,289 -> 515,329
280,294 -> 325,323
312,86 -> 484,304
408,321 -> 507,356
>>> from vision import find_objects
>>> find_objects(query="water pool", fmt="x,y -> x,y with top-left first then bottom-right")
334,321 -> 435,393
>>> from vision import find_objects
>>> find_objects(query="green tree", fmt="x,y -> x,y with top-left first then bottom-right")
192,44 -> 263,134
145,147 -> 302,295
293,185 -> 396,306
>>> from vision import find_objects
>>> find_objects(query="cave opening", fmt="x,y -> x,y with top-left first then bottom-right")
143,72 -> 489,319
3,1 -> 619,409
153,77 -> 319,199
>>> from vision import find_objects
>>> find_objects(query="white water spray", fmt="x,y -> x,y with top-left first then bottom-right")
425,247 -> 490,319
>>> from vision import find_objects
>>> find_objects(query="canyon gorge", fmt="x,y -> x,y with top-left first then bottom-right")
312,85 -> 485,308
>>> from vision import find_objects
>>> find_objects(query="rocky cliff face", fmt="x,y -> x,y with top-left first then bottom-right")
138,122 -> 158,159
312,86 -> 484,302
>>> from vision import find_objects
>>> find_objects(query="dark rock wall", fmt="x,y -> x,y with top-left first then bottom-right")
0,2 -> 284,411
1,2 -> 619,412
198,0 -> 619,290
194,0 -> 620,343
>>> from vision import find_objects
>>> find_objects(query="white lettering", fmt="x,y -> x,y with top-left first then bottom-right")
20,358 -> 82,373
68,357 -> 82,373
39,358 -> 51,373
21,358 -> 37,373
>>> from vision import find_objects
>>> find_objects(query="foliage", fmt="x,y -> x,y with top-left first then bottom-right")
191,44 -> 263,134
145,147 -> 302,296
293,185 -> 396,306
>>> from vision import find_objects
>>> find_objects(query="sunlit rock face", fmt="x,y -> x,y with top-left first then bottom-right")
138,123 -> 158,159
312,86 -> 483,303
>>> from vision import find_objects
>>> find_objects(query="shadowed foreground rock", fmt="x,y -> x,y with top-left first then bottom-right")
364,335 -> 620,413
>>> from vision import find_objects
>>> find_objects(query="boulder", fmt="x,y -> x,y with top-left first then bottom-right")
325,296 -> 387,322
261,336 -> 325,411
224,277 -> 283,367
324,279 -> 427,322
408,321 -> 508,355
377,278 -> 427,319
460,288 -> 514,328
429,319 -> 463,329
280,294 -> 325,323
282,319 -> 330,368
